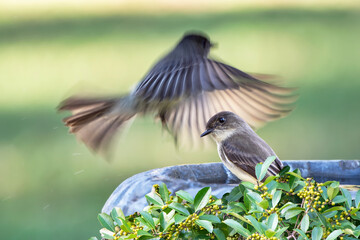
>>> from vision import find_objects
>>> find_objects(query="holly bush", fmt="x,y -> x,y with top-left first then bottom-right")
91,157 -> 360,240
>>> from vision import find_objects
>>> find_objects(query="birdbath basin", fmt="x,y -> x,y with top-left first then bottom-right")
102,160 -> 360,215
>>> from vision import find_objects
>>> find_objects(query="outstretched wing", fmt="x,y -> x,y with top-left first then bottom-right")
135,55 -> 295,101
134,54 -> 296,147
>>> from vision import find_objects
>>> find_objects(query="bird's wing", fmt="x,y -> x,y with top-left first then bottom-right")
220,140 -> 282,180
163,86 -> 295,148
134,56 -> 296,147
134,56 -> 295,102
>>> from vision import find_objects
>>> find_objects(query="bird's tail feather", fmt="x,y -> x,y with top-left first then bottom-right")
58,96 -> 136,155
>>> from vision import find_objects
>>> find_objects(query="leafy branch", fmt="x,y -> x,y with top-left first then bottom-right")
91,157 -> 360,240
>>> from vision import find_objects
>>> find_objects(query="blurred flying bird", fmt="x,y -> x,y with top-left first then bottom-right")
200,111 -> 283,183
58,32 -> 296,155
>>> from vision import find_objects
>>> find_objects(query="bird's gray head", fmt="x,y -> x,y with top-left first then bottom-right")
177,33 -> 214,56
200,111 -> 250,141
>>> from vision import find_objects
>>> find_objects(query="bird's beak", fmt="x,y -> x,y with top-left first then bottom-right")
200,128 -> 214,137
210,42 -> 218,48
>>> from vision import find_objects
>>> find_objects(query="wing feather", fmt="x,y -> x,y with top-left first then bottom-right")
133,54 -> 295,146
163,85 -> 294,147
158,61 -> 181,100
221,141 -> 282,180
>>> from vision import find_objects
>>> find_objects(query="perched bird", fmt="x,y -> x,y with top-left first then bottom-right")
200,111 -> 283,183
58,32 -> 295,154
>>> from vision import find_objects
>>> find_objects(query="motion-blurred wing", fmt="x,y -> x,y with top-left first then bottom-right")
163,84 -> 296,147
134,55 -> 294,100
134,55 -> 296,146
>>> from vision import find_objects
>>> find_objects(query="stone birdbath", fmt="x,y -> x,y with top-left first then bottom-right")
102,160 -> 360,216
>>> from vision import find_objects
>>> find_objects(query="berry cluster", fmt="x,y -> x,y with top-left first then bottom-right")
305,230 -> 345,240
262,207 -> 282,221
202,196 -> 221,214
276,175 -> 290,183
159,213 -> 205,239
226,233 -> 242,240
254,184 -> 273,199
127,211 -> 140,222
246,233 -> 280,240
328,207 -> 356,228
113,224 -> 143,239
297,178 -> 325,211
153,184 -> 160,192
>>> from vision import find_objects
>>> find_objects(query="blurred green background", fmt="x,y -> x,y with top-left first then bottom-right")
0,1 -> 359,239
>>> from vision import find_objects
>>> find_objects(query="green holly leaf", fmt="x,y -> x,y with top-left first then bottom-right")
301,214 -> 309,233
137,230 -> 153,237
111,207 -> 125,226
159,183 -> 170,203
255,163 -> 263,182
223,219 -> 251,237
195,220 -> 213,233
265,229 -> 276,238
99,228 -> 115,239
169,202 -> 190,216
285,171 -> 305,180
98,213 -> 115,231
312,226 -> 323,240
247,191 -> 263,203
272,190 -> 282,207
316,211 -> 329,228
213,228 -> 226,240
176,190 -> 194,204
140,211 -> 155,229
257,156 -> 277,182
267,213 -> 278,231
199,215 -> 221,223
174,214 -> 187,224
323,206 -> 346,214
295,229 -> 309,240
145,191 -> 164,206
325,230 -> 343,240
280,202 -> 298,215
279,166 -> 290,176
258,199 -> 269,209
119,217 -> 132,233
241,181 -> 255,189
227,186 -> 244,202
356,190 -> 360,208
277,182 -> 291,192
285,207 -> 304,220
327,186 -> 339,201
194,187 -> 212,212
245,215 -> 265,234
159,212 -> 166,230
263,175 -> 277,186
275,227 -> 289,238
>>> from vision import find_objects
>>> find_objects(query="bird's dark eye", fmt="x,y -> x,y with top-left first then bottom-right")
218,117 -> 226,123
